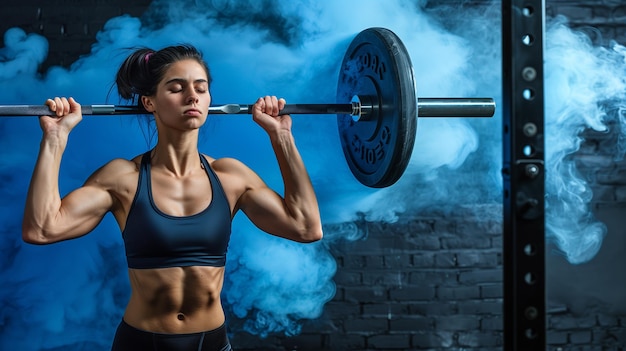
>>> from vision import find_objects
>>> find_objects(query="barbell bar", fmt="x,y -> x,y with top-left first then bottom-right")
0,97 -> 494,119
0,27 -> 496,188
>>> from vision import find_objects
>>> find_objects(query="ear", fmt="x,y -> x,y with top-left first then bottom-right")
141,95 -> 156,113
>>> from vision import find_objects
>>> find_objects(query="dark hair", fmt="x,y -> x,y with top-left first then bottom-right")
115,44 -> 212,105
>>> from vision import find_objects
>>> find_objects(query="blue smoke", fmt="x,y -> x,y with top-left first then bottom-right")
0,0 -> 623,349
544,16 -> 626,264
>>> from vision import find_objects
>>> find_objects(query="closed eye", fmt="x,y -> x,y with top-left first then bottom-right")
169,84 -> 183,93
164,78 -> 208,94
194,81 -> 208,94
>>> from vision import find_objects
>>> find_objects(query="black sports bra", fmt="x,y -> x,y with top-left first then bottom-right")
121,151 -> 232,269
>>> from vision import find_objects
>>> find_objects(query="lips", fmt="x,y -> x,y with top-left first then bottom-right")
183,108 -> 202,116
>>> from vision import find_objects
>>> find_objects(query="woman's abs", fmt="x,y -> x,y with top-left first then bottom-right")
123,266 -> 225,333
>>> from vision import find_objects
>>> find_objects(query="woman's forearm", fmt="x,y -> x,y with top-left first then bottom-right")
269,130 -> 322,240
22,133 -> 67,242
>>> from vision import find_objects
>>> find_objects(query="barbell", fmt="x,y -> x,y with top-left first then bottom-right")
0,27 -> 495,188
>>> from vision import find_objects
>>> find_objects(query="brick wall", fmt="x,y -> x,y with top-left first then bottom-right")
546,0 -> 626,45
226,206 -> 503,350
0,0 -> 151,71
326,208 -> 503,350
2,1 -> 626,350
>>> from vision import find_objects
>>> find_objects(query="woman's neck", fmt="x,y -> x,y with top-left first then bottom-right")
151,134 -> 201,177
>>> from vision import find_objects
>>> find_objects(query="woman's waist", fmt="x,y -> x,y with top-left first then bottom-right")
123,301 -> 225,334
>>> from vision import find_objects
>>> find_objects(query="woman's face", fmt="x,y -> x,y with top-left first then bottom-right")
143,59 -> 211,131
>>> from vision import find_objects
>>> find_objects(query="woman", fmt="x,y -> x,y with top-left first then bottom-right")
22,44 -> 323,351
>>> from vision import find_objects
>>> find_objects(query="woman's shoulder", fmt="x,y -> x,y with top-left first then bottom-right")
204,155 -> 263,186
101,155 -> 142,173
84,156 -> 142,187
204,155 -> 260,176
205,155 -> 245,170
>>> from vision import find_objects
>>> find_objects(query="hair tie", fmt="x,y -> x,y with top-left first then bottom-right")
144,52 -> 154,63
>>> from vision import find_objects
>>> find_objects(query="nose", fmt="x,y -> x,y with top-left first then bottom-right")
187,90 -> 199,104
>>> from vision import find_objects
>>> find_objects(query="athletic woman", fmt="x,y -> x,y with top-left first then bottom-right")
22,44 -> 323,351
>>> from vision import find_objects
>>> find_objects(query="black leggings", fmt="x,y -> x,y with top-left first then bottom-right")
111,319 -> 232,351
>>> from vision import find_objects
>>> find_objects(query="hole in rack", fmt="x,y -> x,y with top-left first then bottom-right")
523,144 -> 535,157
525,328 -> 538,340
524,244 -> 536,256
525,272 -> 536,285
522,34 -> 534,46
523,88 -> 535,100
522,6 -> 534,17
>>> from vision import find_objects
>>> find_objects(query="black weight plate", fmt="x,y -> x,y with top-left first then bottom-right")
337,27 -> 417,188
